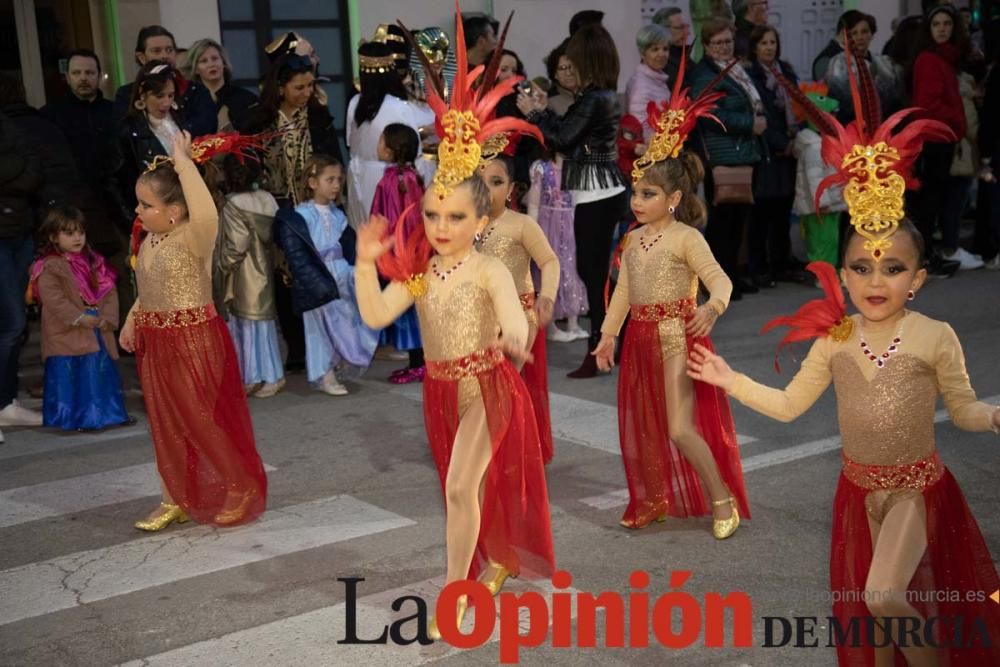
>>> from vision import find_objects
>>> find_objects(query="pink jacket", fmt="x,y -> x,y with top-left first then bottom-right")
625,63 -> 670,140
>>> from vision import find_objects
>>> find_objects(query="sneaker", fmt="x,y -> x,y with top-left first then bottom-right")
547,327 -> 577,343
985,255 -> 1000,270
254,378 -> 286,398
568,327 -> 590,341
389,366 -> 425,384
942,247 -> 984,270
244,382 -> 263,396
319,371 -> 348,396
0,400 -> 43,427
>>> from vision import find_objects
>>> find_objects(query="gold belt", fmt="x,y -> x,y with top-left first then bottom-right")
629,297 -> 696,322
134,303 -> 217,329
426,347 -> 504,381
842,451 -> 944,491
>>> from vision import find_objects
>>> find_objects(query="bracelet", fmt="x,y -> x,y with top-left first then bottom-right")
72,313 -> 86,327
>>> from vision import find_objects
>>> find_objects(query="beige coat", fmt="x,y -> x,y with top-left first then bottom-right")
36,256 -> 119,361
214,190 -> 279,320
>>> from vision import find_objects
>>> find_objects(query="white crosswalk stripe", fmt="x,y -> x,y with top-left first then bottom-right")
0,495 -> 413,626
0,462 -> 277,529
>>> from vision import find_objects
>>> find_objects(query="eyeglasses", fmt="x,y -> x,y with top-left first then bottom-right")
709,39 -> 734,47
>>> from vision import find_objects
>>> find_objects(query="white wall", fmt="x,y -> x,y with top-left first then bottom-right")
355,0 -> 488,50
158,0 -> 222,48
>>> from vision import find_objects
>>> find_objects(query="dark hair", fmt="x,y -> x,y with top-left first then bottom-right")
134,25 -> 176,65
258,54 -> 322,125
457,175 -> 492,218
701,18 -> 735,47
67,48 -> 102,73
38,205 -> 87,252
840,10 -> 877,35
222,154 -> 263,193
565,25 -> 619,90
545,42 -> 568,83
463,16 -> 495,50
300,154 -> 342,201
652,7 -> 683,27
748,25 -> 782,61
127,60 -> 177,119
637,152 -> 707,228
570,10 -> 604,36
138,163 -> 187,218
483,155 -> 515,182
840,219 -> 926,265
0,73 -> 26,106
916,5 -> 970,61
381,123 -> 419,166
354,42 -> 409,125
501,49 -> 525,77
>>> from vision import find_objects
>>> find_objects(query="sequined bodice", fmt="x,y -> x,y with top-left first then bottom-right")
622,234 -> 698,305
136,231 -> 212,311
832,352 -> 938,465
479,223 -> 534,296
416,280 -> 500,361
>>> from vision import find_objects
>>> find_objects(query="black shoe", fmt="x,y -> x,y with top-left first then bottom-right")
735,278 -> 759,294
752,273 -> 777,289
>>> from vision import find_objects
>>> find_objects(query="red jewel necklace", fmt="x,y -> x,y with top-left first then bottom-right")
859,317 -> 904,369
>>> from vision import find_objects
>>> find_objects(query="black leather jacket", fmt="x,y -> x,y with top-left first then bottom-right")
109,114 -> 171,232
528,85 -> 624,191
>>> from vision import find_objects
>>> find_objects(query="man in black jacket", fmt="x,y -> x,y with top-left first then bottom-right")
0,113 -> 43,431
40,49 -> 123,259
112,25 -> 217,137
652,7 -> 695,90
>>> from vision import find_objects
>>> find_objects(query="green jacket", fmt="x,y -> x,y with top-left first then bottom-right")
689,59 -> 762,167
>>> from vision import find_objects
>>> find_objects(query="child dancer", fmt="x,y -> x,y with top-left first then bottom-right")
216,154 -> 286,398
594,59 -> 751,536
688,62 -> 1000,665
357,9 -> 554,640
30,206 -> 130,431
278,155 -> 378,395
371,123 -> 425,383
120,131 -> 267,530
526,151 -> 588,342
478,154 -> 560,464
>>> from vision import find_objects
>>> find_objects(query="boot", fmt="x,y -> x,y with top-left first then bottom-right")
567,333 -> 599,379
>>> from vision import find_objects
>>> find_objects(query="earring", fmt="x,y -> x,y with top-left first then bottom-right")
169,217 -> 176,225
668,206 -> 676,215
907,289 -> 915,301
134,100 -> 146,110
474,232 -> 482,243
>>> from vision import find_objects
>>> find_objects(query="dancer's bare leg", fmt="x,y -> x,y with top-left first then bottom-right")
864,492 -> 939,667
663,354 -> 732,520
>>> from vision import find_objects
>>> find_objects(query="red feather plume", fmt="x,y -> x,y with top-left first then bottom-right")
760,262 -> 848,373
376,203 -> 433,284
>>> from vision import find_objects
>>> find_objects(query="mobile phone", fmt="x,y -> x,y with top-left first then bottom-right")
519,80 -> 533,95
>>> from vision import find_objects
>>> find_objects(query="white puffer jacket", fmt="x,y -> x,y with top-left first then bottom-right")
792,128 -> 846,216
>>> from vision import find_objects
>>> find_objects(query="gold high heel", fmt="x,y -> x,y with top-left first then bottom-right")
213,491 -> 256,525
479,561 -> 515,596
134,502 -> 189,531
619,504 -> 668,529
711,496 -> 740,540
428,595 -> 468,641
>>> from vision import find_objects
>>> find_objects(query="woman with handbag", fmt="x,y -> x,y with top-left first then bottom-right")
690,18 -> 765,300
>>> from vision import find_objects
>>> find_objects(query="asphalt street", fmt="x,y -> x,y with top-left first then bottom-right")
1,266 -> 998,667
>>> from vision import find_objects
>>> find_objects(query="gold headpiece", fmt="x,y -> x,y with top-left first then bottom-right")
405,3 -> 542,198
359,54 -> 397,74
630,50 -> 727,183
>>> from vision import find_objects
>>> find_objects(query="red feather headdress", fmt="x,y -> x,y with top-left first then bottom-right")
768,36 -> 954,260
376,203 -> 433,298
630,48 -> 732,183
399,1 -> 543,198
761,262 -> 853,372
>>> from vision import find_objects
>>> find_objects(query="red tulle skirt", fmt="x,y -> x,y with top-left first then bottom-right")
831,453 -> 1000,666
423,347 -> 555,580
135,305 -> 267,526
521,324 -> 553,464
617,304 -> 750,526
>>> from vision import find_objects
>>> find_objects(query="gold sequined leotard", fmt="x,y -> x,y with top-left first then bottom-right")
477,209 -> 559,329
601,222 -> 732,359
728,312 -> 998,519
355,251 -> 528,413
129,160 -> 218,320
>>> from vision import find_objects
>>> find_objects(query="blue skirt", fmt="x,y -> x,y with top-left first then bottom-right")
43,331 -> 130,431
378,306 -> 422,351
228,317 -> 284,384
